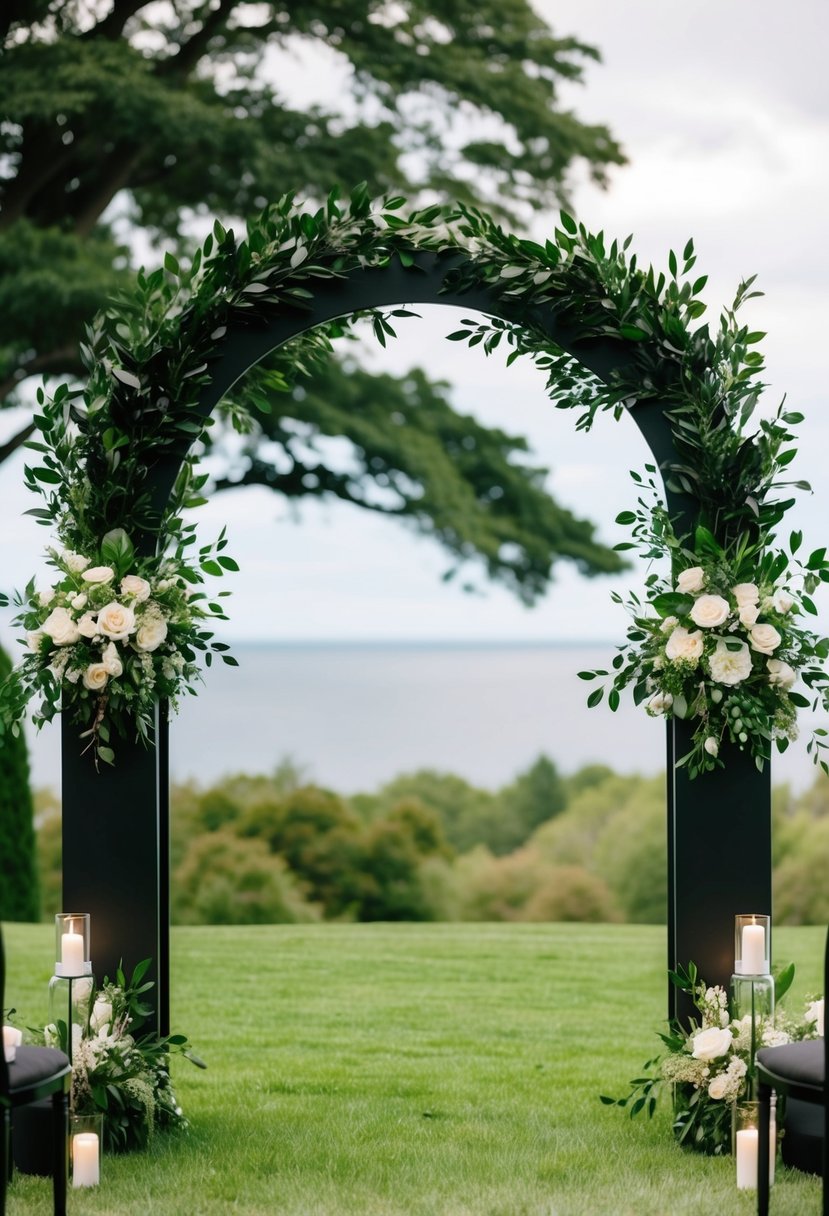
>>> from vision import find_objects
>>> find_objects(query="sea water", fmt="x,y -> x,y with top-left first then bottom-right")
26,642 -> 822,794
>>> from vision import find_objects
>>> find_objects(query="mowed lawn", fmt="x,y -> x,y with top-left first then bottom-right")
3,922 -> 825,1215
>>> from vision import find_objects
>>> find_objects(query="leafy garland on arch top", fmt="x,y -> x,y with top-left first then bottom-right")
1,184 -> 828,775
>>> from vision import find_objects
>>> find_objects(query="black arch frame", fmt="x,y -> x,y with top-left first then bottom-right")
61,250 -> 771,1031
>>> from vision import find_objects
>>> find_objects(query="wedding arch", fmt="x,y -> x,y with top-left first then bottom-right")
6,188 -> 826,1033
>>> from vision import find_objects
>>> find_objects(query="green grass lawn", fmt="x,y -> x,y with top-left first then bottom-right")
3,921 -> 825,1215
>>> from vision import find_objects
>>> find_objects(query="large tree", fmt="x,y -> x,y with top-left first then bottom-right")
0,0 -> 627,596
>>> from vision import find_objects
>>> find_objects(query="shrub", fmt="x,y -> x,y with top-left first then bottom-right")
0,645 -> 39,921
172,830 -> 319,924
521,865 -> 620,923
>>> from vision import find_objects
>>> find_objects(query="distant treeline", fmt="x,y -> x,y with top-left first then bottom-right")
34,758 -> 829,925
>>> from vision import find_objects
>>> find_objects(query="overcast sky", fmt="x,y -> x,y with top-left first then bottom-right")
1,0 -> 828,648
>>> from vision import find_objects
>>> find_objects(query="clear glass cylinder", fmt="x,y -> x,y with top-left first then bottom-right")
47,973 -> 94,1057
731,973 -> 775,1023
735,1100 -> 759,1189
54,912 -> 91,977
734,913 -> 770,975
733,1098 -> 775,1189
70,1113 -> 103,1188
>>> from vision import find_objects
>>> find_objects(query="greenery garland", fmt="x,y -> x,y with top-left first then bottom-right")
0,184 -> 826,774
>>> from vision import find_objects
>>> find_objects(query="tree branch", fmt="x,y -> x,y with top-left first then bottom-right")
0,420 -> 36,465
155,0 -> 238,79
0,345 -> 83,407
80,0 -> 152,42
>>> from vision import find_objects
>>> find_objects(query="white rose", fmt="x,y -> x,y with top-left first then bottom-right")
38,588 -> 55,608
70,593 -> 87,611
704,736 -> 719,757
677,566 -> 705,594
77,612 -> 99,639
732,582 -> 759,608
772,588 -> 795,614
767,659 -> 796,690
96,601 -> 136,641
691,1026 -> 732,1061
806,998 -> 824,1037
101,641 -> 123,677
646,691 -> 673,716
690,595 -> 730,628
708,640 -> 752,686
738,603 -> 760,627
135,615 -> 168,652
660,615 -> 679,634
63,551 -> 91,573
665,627 -> 704,663
82,663 -> 109,691
90,998 -> 113,1033
82,565 -> 115,584
27,630 -> 46,653
707,1074 -> 729,1100
749,623 -> 782,655
41,606 -> 81,646
120,574 -> 152,603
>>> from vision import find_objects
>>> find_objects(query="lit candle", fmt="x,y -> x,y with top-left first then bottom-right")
736,1128 -> 759,1189
741,922 -> 766,974
72,1133 -> 100,1187
3,1025 -> 22,1063
61,930 -> 85,974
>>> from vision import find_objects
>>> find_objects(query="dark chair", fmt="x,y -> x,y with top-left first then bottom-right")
1,930 -> 72,1216
757,926 -> 828,1215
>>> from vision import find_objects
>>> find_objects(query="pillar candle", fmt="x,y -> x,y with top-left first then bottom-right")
736,1128 -> 758,1189
72,1133 -> 100,1187
741,923 -> 766,974
61,931 -> 85,973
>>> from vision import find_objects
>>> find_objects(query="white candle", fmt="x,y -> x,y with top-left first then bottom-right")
741,923 -> 766,974
61,931 -> 85,974
72,1133 -> 100,1187
736,1128 -> 759,1189
3,1025 -> 22,1063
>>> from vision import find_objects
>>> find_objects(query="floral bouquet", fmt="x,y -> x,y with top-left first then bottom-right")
580,519 -> 829,777
602,961 -> 824,1156
0,527 -> 236,765
44,958 -> 205,1152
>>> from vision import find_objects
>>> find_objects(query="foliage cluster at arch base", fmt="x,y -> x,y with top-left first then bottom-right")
32,959 -> 203,1152
0,184 -> 828,774
602,963 -> 824,1156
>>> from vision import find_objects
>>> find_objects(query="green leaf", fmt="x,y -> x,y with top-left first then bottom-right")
101,528 -> 135,573
651,592 -> 694,617
587,687 -> 604,708
774,961 -> 795,1003
559,211 -> 578,235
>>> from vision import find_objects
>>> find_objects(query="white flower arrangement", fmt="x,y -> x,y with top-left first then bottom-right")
0,527 -> 236,765
580,511 -> 829,778
41,958 -> 204,1152
604,962 -> 823,1156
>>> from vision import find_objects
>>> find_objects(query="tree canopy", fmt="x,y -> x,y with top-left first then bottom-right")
0,0 -> 627,596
